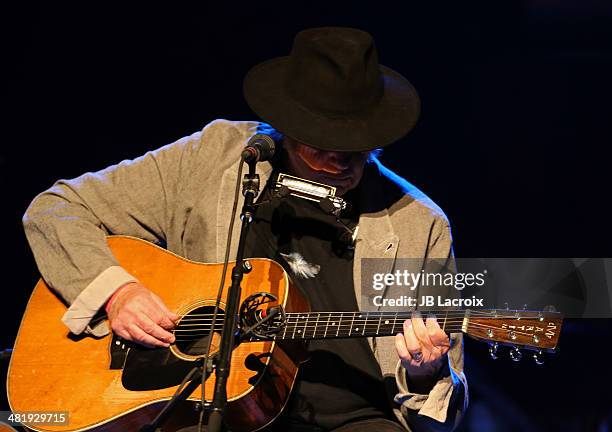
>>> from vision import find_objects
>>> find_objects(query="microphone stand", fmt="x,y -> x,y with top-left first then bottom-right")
207,160 -> 260,432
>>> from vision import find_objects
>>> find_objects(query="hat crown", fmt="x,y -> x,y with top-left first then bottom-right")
243,26 -> 420,152
286,27 -> 384,115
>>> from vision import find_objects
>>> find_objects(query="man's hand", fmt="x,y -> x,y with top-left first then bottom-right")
395,312 -> 451,394
106,282 -> 180,348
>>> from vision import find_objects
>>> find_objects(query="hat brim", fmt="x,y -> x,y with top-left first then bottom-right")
243,56 -> 421,152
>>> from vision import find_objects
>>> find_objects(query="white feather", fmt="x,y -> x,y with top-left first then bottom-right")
280,252 -> 320,279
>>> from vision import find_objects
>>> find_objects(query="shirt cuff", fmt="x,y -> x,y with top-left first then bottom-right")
394,333 -> 468,424
61,266 -> 139,335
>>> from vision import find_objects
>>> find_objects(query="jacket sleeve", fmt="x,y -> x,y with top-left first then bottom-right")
22,124 -> 218,336
394,217 -> 469,431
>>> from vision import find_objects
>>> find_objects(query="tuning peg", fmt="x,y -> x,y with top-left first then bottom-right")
509,346 -> 523,362
504,302 -> 509,310
522,304 -> 528,311
543,305 -> 556,313
488,342 -> 499,360
533,350 -> 545,365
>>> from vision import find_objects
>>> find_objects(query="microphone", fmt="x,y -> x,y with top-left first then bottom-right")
241,134 -> 276,163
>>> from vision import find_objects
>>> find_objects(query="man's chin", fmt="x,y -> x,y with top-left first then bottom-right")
318,173 -> 352,185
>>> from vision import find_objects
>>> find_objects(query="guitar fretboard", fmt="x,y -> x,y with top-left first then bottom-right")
270,311 -> 467,340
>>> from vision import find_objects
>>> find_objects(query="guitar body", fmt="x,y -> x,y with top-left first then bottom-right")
8,236 -> 310,432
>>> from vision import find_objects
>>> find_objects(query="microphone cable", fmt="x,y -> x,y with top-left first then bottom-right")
197,158 -> 245,432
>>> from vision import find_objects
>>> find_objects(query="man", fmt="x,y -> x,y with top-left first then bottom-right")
23,27 -> 467,431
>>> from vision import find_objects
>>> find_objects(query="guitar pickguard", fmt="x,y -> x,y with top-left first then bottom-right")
109,335 -> 202,391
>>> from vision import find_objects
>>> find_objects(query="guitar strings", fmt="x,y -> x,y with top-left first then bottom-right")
171,319 -> 524,333
172,318 -> 506,332
176,309 -> 547,323
172,317 -> 547,334
171,320 -> 538,342
179,309 -> 535,317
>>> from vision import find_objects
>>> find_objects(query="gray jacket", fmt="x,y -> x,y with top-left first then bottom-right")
23,119 -> 468,431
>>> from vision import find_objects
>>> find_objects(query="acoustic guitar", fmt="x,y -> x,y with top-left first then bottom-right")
7,236 -> 563,432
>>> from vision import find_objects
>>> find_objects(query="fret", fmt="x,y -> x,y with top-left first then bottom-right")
335,313 -> 342,337
291,315 -> 298,339
282,317 -> 289,339
330,316 -> 338,336
324,313 -> 331,338
348,313 -> 356,336
300,314 -> 309,339
382,316 -> 391,335
376,313 -> 382,336
313,312 -> 321,339
443,310 -> 448,332
361,313 -> 366,336
393,312 -> 398,333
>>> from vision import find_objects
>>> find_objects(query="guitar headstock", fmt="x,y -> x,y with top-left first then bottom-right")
465,307 -> 563,363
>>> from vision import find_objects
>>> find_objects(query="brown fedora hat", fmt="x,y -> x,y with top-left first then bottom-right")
243,27 -> 420,152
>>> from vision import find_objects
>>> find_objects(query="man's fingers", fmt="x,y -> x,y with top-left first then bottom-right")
107,283 -> 179,348
148,304 -> 178,331
395,333 -> 411,361
425,315 -> 442,332
111,324 -> 131,342
399,316 -> 450,379
411,312 -> 434,352
402,319 -> 423,355
157,314 -> 178,330
134,313 -> 176,344
134,293 -> 177,335
151,293 -> 181,324
127,323 -> 170,348
426,316 -> 451,349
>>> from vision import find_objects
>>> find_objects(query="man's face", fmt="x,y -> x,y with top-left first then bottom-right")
282,136 -> 369,196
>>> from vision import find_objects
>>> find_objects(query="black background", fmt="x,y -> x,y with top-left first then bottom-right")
3,1 -> 612,431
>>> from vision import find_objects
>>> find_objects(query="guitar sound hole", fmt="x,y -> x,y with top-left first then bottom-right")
174,305 -> 224,357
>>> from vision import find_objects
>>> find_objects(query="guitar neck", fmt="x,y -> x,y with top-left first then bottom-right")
273,310 -> 468,341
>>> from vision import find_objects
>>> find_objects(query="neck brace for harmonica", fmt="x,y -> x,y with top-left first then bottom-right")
272,173 -> 358,249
